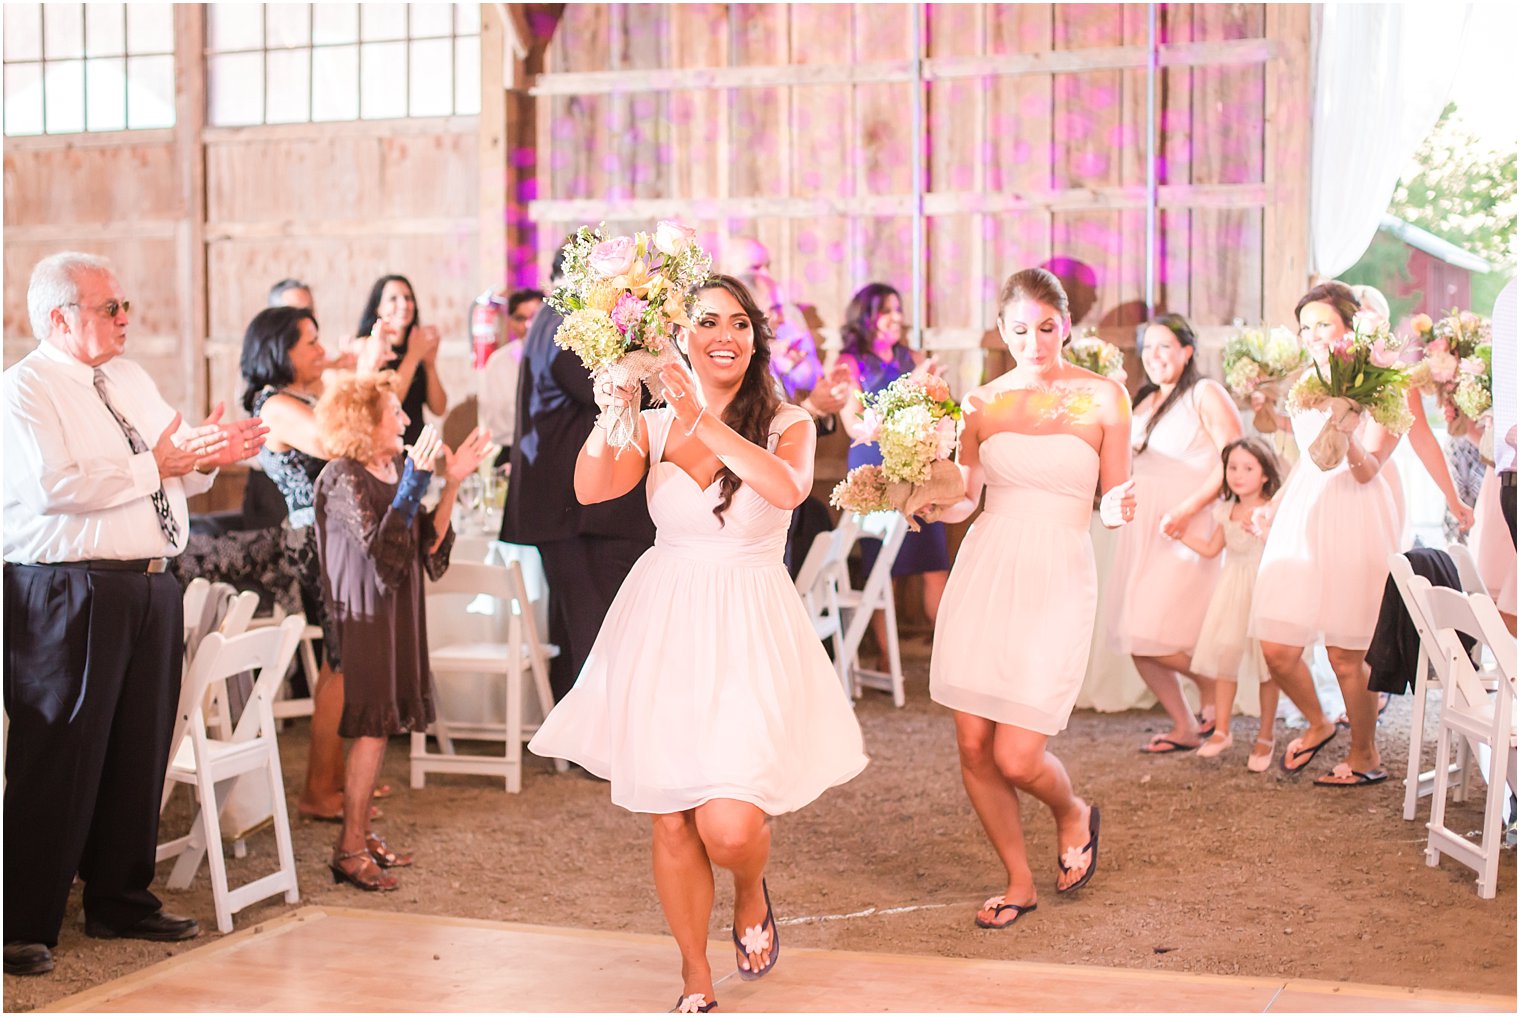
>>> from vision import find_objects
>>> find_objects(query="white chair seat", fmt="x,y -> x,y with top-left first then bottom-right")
411,560 -> 564,793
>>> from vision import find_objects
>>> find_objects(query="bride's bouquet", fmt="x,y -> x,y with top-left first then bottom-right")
829,373 -> 962,531
1063,331 -> 1127,381
1406,309 -> 1492,438
1286,311 -> 1412,470
1221,325 -> 1307,432
548,221 -> 712,447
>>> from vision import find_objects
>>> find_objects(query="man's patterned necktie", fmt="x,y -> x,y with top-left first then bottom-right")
93,368 -> 180,545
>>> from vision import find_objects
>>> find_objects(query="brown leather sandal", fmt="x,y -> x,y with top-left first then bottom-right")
365,833 -> 414,869
330,848 -> 399,891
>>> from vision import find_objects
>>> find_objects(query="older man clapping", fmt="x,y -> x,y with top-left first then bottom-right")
2,252 -> 267,977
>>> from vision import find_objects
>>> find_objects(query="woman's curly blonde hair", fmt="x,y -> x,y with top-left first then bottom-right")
314,371 -> 401,462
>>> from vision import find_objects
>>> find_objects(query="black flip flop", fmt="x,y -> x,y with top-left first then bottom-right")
1280,728 -> 1338,773
1056,805 -> 1100,894
1139,737 -> 1198,754
975,897 -> 1038,929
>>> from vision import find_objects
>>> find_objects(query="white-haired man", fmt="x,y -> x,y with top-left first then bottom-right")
3,252 -> 268,976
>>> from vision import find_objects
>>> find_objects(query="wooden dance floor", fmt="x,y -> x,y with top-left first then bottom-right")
40,907 -> 1512,1013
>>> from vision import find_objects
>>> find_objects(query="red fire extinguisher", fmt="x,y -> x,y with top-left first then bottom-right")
471,289 -> 509,369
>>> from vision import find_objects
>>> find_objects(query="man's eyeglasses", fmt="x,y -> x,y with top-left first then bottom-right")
66,300 -> 131,318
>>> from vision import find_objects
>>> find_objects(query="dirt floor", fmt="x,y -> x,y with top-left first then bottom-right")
5,638 -> 1516,1012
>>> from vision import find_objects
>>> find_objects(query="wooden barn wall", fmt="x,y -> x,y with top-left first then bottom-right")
201,118 -> 481,418
3,5 -> 505,430
530,2 -> 1312,385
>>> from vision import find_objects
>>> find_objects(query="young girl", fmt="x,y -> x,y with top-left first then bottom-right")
1173,438 -> 1284,771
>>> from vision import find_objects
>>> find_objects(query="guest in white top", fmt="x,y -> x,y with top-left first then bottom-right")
1473,278 -> 1517,631
2,252 -> 267,978
479,288 -> 543,467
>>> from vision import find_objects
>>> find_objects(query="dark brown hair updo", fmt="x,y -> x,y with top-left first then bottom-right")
1217,436 -> 1283,503
686,274 -> 781,525
998,267 -> 1071,321
1294,281 -> 1359,329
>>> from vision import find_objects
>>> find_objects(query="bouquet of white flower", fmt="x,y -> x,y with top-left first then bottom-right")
830,373 -> 962,531
548,221 -> 712,448
1221,325 -> 1307,433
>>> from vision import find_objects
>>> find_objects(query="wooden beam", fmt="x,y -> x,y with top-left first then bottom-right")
1,128 -> 176,151
205,218 -> 479,240
479,3 -> 509,289
1263,4 -> 1313,319
527,183 -> 1272,222
200,116 -> 477,145
2,221 -> 182,242
528,38 -> 1280,95
173,4 -> 208,416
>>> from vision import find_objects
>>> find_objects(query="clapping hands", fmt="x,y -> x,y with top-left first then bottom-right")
442,427 -> 494,484
161,402 -> 269,476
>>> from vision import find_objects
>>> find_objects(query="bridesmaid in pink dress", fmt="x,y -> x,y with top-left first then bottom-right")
931,268 -> 1136,930
1104,315 -> 1241,752
1249,282 -> 1404,786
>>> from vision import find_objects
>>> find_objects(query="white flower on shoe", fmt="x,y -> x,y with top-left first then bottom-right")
981,895 -> 1006,912
1061,844 -> 1089,873
740,923 -> 771,957
676,993 -> 710,1013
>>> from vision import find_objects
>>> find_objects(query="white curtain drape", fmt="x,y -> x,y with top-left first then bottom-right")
1310,3 -> 1471,278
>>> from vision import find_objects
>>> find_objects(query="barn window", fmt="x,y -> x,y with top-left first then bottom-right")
206,2 -> 481,127
2,3 -> 175,136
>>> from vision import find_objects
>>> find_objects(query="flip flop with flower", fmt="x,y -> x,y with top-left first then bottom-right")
732,879 -> 780,980
672,992 -> 717,1013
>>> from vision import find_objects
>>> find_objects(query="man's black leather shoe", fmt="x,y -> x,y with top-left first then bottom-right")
84,910 -> 200,942
4,941 -> 55,976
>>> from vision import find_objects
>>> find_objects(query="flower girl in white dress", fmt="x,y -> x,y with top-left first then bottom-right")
529,276 -> 867,1013
929,268 -> 1136,931
1173,438 -> 1284,771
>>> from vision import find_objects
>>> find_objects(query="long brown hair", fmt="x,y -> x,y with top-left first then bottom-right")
1218,437 -> 1283,502
687,274 -> 781,524
1294,281 -> 1358,329
1133,313 -> 1202,455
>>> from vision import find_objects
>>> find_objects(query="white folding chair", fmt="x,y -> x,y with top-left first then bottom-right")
1422,587 -> 1517,899
410,560 -> 564,792
182,577 -> 211,647
249,603 -> 323,720
818,511 -> 908,707
1446,541 -> 1488,597
794,516 -> 855,695
157,615 -> 305,932
1390,555 -> 1473,820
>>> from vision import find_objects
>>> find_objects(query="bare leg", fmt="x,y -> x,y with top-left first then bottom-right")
298,663 -> 346,815
338,735 -> 385,854
868,610 -> 890,672
921,570 -> 948,626
991,724 -> 1092,892
1132,656 -> 1202,747
1201,679 -> 1238,750
694,799 -> 773,975
1326,646 -> 1381,772
1259,640 -> 1337,761
651,812 -> 717,1002
952,712 -> 1037,924
1256,679 -> 1281,744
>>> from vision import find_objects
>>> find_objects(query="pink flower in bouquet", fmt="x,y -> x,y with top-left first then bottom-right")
1427,337 -> 1449,355
935,415 -> 958,460
1460,311 -> 1480,330
921,374 -> 951,403
1329,333 -> 1356,362
611,292 -> 648,337
589,236 -> 638,278
1410,312 -> 1434,335
1426,349 -> 1458,384
1369,335 -> 1401,368
653,220 -> 697,257
856,406 -> 883,445
1460,356 -> 1486,376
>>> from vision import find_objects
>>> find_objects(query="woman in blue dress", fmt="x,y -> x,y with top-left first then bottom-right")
837,283 -> 951,668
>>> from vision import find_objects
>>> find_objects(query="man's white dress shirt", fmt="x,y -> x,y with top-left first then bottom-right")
3,341 -> 214,564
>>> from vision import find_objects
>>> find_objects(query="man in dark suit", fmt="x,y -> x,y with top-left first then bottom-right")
500,250 -> 656,700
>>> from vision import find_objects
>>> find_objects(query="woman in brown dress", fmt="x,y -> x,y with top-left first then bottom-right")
313,372 -> 492,890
